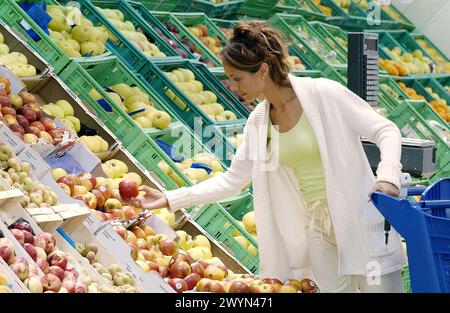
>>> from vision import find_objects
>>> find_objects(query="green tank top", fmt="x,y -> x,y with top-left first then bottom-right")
269,113 -> 327,206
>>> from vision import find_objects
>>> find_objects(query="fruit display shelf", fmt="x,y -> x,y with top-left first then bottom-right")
179,0 -> 244,19
411,34 -> 450,75
135,59 -> 247,165
190,202 -> 260,274
0,21 -> 53,78
275,0 -> 327,21
309,21 -> 347,60
416,78 -> 450,110
388,99 -> 449,179
147,10 -> 222,69
0,0 -> 71,74
139,0 -> 183,12
435,76 -> 449,94
62,0 -> 186,71
269,14 -> 347,70
235,0 -> 279,19
378,2 -> 415,32
57,61 -> 193,192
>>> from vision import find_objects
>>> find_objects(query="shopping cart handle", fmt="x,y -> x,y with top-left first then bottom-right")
407,186 -> 427,196
421,200 -> 450,209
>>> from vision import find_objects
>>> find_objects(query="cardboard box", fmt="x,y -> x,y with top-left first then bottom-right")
16,145 -> 50,179
0,66 -> 26,95
0,20 -> 52,78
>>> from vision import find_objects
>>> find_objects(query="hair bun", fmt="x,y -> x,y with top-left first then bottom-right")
233,23 -> 259,47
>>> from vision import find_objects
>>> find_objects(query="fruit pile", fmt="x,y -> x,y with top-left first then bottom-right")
162,22 -> 215,67
295,25 -> 341,64
0,143 -> 59,209
76,243 -> 138,293
381,83 -> 403,102
397,82 -> 450,122
416,39 -> 450,73
333,0 -> 352,12
46,5 -> 108,58
311,0 -> 332,16
382,47 -> 433,75
79,135 -> 109,155
0,272 -> 12,293
89,83 -> 172,130
165,68 -> 238,121
0,32 -> 37,77
229,211 -> 258,256
0,78 -> 71,144
51,163 -> 145,222
41,99 -> 81,135
379,58 -> 407,76
187,24 -> 224,57
158,152 -> 224,186
0,236 -> 40,292
96,7 -> 165,58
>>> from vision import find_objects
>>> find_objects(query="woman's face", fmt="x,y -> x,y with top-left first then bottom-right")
223,62 -> 266,103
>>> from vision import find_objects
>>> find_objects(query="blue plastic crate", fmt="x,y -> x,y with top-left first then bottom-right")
371,178 -> 450,293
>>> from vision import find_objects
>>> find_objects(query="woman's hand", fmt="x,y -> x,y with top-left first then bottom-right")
368,181 -> 400,201
126,185 -> 169,210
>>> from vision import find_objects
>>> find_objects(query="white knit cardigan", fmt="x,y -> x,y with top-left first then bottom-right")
165,75 -> 407,280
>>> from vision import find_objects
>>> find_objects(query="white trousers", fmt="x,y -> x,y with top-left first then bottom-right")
306,227 -> 405,293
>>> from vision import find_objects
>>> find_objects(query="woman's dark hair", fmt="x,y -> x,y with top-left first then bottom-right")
220,21 -> 291,86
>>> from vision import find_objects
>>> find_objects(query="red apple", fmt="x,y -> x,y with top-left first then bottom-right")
118,180 -> 138,200
22,231 -> 34,245
18,91 -> 36,105
184,273 -> 201,290
17,105 -> 36,123
79,173 -> 97,191
47,265 -> 65,281
190,261 -> 205,277
23,243 -> 37,261
122,206 -> 136,220
160,239 -> 178,256
48,129 -> 63,140
98,185 -> 112,200
10,257 -> 29,281
35,258 -> 49,272
14,221 -> 32,233
169,261 -> 191,279
2,106 -> 16,117
61,277 -> 75,293
58,183 -> 72,196
229,281 -> 251,293
170,253 -> 194,267
64,264 -> 79,280
25,126 -> 41,138
249,283 -> 275,293
0,245 -> 15,264
28,103 -> 41,120
30,121 -> 45,132
146,260 -> 160,272
168,278 -> 188,293
56,176 -> 75,192
41,273 -> 61,292
69,175 -> 81,186
84,192 -> 98,209
91,189 -> 105,207
5,114 -> 18,125
136,238 -> 148,250
10,229 -> 25,244
74,281 -> 88,293
262,278 -> 283,285
301,278 -> 319,293
204,280 -> 225,293
158,266 -> 170,278
73,194 -> 89,206
40,117 -> 55,131
283,279 -> 302,292
0,95 -> 11,107
34,233 -> 56,254
47,251 -> 68,270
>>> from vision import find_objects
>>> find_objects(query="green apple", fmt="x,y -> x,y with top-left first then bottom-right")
134,116 -> 152,128
172,69 -> 185,83
122,172 -> 142,186
80,41 -> 98,56
110,83 -> 133,99
220,110 -> 237,121
55,99 -> 74,117
65,116 -> 80,132
48,14 -> 69,32
202,91 -> 217,104
190,80 -> 203,93
152,111 -> 171,129
72,25 -> 93,43
49,103 -> 65,119
107,92 -> 122,106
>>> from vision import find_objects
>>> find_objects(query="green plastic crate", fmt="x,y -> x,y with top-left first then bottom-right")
180,0 -> 244,19
388,99 -> 449,176
172,12 -> 229,64
379,75 -> 409,110
70,0 -> 183,71
430,160 -> 450,183
270,13 -> 346,68
0,0 -> 71,74
191,202 -> 259,274
150,11 -> 222,69
310,21 -> 348,59
236,0 -> 279,19
435,76 -> 449,94
322,0 -> 372,31
139,0 -> 183,12
412,34 -> 450,74
219,190 -> 253,222
416,78 -> 450,108
58,61 -> 201,191
275,0 -> 327,21
136,59 -> 246,166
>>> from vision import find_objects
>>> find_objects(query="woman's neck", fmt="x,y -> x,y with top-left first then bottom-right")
265,81 -> 296,111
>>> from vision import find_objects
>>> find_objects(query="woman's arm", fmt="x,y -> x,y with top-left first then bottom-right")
337,84 -> 403,191
163,121 -> 254,212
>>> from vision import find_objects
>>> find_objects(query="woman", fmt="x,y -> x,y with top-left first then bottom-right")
134,21 -> 406,293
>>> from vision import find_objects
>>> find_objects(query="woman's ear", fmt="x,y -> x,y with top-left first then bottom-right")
259,62 -> 269,78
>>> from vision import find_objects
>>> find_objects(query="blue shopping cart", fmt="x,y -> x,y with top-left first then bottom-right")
371,178 -> 450,293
